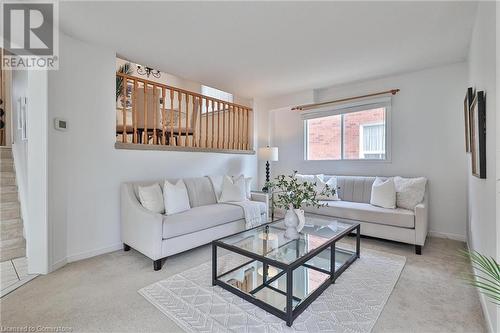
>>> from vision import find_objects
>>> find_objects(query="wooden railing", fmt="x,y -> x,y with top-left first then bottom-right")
115,73 -> 253,152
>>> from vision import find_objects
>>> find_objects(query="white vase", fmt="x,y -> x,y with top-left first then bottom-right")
284,208 -> 305,239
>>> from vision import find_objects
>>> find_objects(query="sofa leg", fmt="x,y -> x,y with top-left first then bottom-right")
153,259 -> 163,271
415,245 -> 422,255
123,244 -> 131,251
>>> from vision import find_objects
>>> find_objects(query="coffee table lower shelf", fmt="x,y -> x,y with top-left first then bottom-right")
212,244 -> 359,326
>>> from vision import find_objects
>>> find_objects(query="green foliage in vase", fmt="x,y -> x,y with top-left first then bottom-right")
116,62 -> 133,102
265,171 -> 335,210
462,250 -> 500,305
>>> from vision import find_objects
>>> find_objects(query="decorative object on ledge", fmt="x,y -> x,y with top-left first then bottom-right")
115,72 -> 253,152
258,146 -> 278,192
470,91 -> 486,179
463,87 -> 474,152
292,88 -> 400,111
136,65 -> 161,78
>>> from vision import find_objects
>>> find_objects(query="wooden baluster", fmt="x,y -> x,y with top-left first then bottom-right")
231,106 -> 236,149
177,91 -> 182,146
185,94 -> 190,147
170,89 -> 174,145
152,85 -> 158,144
217,101 -> 221,149
223,103 -> 227,149
161,87 -> 166,145
143,83 -> 148,144
133,79 -> 138,143
205,99 -> 209,148
211,99 -> 215,148
237,106 -> 241,149
122,78 -> 127,143
246,109 -> 250,150
198,97 -> 202,148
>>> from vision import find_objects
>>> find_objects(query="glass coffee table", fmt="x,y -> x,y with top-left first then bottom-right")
212,214 -> 360,327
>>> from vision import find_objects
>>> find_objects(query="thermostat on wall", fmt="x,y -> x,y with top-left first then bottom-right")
54,118 -> 68,131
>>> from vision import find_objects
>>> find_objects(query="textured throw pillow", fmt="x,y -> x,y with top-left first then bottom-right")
314,176 -> 340,201
370,177 -> 396,209
232,175 -> 252,199
219,176 -> 247,202
394,176 -> 427,210
138,183 -> 165,213
208,175 -> 224,202
163,180 -> 191,215
296,174 -> 324,185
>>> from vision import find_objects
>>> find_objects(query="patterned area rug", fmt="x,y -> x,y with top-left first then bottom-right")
139,247 -> 405,333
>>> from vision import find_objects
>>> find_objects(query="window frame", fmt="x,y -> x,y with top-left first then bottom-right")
302,97 -> 392,162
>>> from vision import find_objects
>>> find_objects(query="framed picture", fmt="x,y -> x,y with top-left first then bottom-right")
470,91 -> 486,179
464,87 -> 474,152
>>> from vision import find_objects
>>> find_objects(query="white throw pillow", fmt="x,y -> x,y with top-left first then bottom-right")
314,176 -> 340,201
220,176 -> 247,202
163,180 -> 191,215
232,175 -> 252,199
138,183 -> 165,213
394,176 -> 427,210
209,175 -> 224,202
370,177 -> 396,209
296,174 -> 324,185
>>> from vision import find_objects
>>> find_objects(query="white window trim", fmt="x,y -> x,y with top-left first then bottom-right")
359,122 -> 385,159
302,97 -> 392,162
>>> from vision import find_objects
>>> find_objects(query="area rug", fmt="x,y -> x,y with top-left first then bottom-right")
139,247 -> 406,333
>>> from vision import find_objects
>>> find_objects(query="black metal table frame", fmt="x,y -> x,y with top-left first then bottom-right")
212,221 -> 361,327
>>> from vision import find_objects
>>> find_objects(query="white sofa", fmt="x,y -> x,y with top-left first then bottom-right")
303,175 -> 428,254
121,177 -> 268,270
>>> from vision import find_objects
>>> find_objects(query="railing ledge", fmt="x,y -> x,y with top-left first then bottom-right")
115,142 -> 255,155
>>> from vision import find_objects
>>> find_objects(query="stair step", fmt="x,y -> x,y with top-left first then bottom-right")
0,161 -> 14,172
1,192 -> 18,203
0,237 -> 26,262
0,172 -> 15,179
0,202 -> 20,220
0,177 -> 16,186
1,185 -> 17,194
1,219 -> 23,240
0,149 -> 12,159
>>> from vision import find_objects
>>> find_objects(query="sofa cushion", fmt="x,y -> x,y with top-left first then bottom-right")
162,202 -> 267,239
334,176 -> 376,204
303,200 -> 415,228
183,177 -> 218,207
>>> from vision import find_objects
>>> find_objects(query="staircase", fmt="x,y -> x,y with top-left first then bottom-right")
0,147 -> 25,261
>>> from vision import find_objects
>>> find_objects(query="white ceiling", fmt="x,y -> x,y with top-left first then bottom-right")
59,1 -> 477,99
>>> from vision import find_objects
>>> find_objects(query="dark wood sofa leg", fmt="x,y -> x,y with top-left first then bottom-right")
415,245 -> 422,255
123,244 -> 131,251
153,259 -> 163,271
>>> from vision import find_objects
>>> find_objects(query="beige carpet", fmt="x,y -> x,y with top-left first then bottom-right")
0,237 -> 487,332
140,247 -> 405,332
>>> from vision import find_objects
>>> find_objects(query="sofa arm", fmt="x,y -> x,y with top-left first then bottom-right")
250,191 -> 269,220
120,184 -> 163,260
414,196 -> 429,246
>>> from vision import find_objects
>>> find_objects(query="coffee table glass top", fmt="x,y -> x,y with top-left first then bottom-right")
217,214 -> 357,266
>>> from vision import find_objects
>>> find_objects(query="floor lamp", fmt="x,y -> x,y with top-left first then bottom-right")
258,146 -> 279,192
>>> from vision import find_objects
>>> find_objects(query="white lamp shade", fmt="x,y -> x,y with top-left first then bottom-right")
258,147 -> 279,161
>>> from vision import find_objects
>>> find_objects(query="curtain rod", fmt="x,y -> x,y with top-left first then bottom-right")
291,89 -> 400,111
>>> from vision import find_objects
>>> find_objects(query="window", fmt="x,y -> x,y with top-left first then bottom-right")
303,98 -> 390,161
201,85 -> 233,102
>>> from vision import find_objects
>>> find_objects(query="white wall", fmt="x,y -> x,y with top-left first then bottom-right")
10,69 -> 50,275
48,33 -> 257,270
256,62 -> 468,240
467,2 -> 497,332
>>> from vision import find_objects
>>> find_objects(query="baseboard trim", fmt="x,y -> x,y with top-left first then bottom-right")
51,257 -> 68,272
466,242 -> 495,333
428,230 -> 466,242
66,243 -> 123,263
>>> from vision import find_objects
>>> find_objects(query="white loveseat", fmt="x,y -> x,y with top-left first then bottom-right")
303,175 -> 428,254
121,177 -> 268,270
